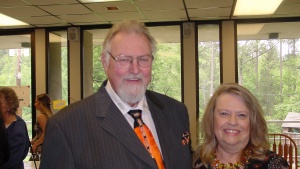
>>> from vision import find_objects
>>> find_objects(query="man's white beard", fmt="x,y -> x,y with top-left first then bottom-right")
118,83 -> 146,104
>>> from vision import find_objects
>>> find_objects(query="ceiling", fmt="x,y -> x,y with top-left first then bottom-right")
0,0 -> 300,29
0,0 -> 300,49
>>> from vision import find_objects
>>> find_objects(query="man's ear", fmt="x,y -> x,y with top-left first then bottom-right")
101,54 -> 108,72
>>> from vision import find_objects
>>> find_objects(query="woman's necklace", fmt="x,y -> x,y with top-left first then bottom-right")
210,149 -> 251,169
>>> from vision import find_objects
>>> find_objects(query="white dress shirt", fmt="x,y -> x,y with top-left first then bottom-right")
105,80 -> 162,153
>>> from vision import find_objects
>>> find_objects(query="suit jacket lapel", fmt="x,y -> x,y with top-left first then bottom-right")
95,87 -> 157,168
146,91 -> 171,168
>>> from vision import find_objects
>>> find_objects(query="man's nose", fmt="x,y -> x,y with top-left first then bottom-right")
129,59 -> 140,73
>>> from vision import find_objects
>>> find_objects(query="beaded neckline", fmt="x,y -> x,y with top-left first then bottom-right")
210,149 -> 251,169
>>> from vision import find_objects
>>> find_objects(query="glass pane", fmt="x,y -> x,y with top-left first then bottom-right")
237,22 -> 300,135
148,26 -> 182,101
198,24 -> 221,119
83,29 -> 108,98
83,25 -> 182,101
48,31 -> 68,112
0,34 -> 32,138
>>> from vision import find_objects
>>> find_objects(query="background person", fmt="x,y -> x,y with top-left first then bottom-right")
0,112 -> 9,167
193,83 -> 289,169
30,94 -> 53,159
0,87 -> 29,169
40,19 -> 192,169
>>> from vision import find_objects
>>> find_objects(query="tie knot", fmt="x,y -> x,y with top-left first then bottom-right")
128,109 -> 142,120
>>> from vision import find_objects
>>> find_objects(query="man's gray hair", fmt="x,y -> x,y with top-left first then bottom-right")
101,20 -> 157,63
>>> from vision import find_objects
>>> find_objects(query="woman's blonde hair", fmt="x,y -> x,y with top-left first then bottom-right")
36,93 -> 53,118
193,83 -> 269,166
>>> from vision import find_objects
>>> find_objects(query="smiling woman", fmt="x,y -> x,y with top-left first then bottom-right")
193,83 -> 289,169
213,93 -> 250,151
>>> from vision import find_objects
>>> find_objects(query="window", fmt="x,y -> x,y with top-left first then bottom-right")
148,26 -> 181,101
237,22 -> 300,134
48,31 -> 69,111
83,29 -> 108,98
198,24 -> 221,118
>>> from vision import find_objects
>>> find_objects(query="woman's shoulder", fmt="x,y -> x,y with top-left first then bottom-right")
6,116 -> 27,137
248,150 -> 289,169
37,113 -> 48,120
194,159 -> 209,169
266,150 -> 289,168
10,115 -> 26,127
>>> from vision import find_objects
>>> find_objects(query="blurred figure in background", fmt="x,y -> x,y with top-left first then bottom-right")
0,87 -> 29,169
30,94 -> 53,160
0,110 -> 9,167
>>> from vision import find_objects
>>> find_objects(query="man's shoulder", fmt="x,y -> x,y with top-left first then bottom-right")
146,90 -> 183,105
145,90 -> 187,113
51,90 -> 106,120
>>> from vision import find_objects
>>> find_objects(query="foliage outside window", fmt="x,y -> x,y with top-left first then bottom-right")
149,26 -> 181,101
237,23 -> 300,134
198,25 -> 221,119
92,45 -> 106,92
149,43 -> 181,101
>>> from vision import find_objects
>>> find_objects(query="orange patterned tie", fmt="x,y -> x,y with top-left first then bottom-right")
128,109 -> 165,169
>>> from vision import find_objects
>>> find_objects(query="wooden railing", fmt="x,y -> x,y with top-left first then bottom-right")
269,133 -> 298,169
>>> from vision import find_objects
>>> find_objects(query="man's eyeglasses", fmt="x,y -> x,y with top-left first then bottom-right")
108,52 -> 153,68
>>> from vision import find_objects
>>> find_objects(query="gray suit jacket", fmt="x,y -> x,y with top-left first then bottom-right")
40,85 -> 192,169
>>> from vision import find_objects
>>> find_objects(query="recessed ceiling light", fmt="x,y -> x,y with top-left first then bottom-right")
106,6 -> 119,10
0,13 -> 28,26
234,0 -> 283,16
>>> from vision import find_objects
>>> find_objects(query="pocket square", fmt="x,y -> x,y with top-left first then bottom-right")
181,132 -> 189,145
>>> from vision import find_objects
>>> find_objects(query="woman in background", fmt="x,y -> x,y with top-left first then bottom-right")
193,83 -> 288,169
31,94 -> 53,158
0,87 -> 29,169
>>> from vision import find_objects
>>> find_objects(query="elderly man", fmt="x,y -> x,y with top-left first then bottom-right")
40,20 -> 192,169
